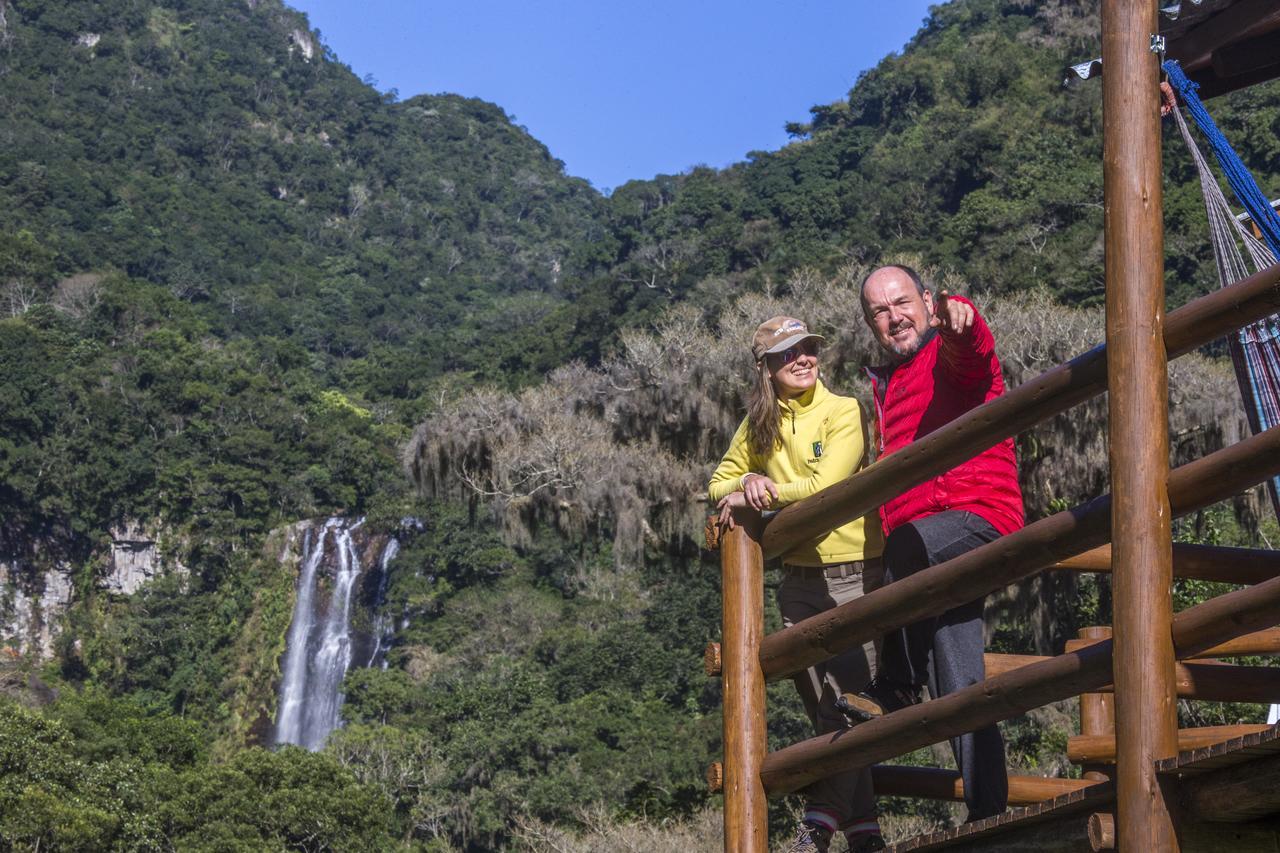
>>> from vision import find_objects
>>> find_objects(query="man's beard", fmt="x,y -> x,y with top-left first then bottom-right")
885,326 -> 937,362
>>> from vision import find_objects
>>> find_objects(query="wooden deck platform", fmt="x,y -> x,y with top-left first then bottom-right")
891,724 -> 1280,852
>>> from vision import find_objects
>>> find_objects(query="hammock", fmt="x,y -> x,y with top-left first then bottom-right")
1163,59 -> 1280,519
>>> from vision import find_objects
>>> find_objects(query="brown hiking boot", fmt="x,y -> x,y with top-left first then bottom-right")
836,676 -> 922,724
786,820 -> 833,853
847,832 -> 887,852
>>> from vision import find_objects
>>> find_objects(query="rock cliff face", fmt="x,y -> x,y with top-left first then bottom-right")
0,559 -> 73,659
104,520 -> 187,596
0,519 -> 189,659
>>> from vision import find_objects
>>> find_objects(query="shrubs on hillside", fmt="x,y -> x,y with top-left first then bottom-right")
407,263 -> 1250,572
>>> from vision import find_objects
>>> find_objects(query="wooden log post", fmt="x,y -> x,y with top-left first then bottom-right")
1103,0 -> 1179,846
717,512 -> 768,853
1079,627 -> 1117,783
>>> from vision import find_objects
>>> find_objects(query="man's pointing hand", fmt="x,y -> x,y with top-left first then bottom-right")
929,289 -> 975,337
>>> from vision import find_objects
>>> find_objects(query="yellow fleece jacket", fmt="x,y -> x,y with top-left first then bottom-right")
708,380 -> 884,566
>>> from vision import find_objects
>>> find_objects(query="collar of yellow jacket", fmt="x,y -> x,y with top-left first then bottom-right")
777,378 -> 828,416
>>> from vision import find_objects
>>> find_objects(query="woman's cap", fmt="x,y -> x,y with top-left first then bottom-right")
752,316 -> 825,362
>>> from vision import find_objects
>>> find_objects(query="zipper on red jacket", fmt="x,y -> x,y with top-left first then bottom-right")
864,366 -> 888,453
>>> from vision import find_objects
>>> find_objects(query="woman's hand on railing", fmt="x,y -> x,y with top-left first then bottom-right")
717,491 -> 758,530
741,473 -> 780,510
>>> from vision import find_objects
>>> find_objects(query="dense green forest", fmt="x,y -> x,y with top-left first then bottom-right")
2,0 -> 1279,848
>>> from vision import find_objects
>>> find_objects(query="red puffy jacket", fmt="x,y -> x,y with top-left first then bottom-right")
865,296 -> 1025,538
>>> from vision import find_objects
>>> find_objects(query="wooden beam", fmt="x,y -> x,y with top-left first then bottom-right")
1067,627 -> 1280,659
1090,813 -> 1280,851
758,556 -> 1280,796
707,762 -> 1093,806
1194,61 -> 1280,100
1209,29 -> 1280,80
1162,662 -> 1280,702
894,781 -> 1116,853
1089,812 -> 1116,851
718,514 -> 767,852
758,423 -> 1280,683
1179,750 -> 1280,824
1053,543 -> 1280,585
757,258 -> 1280,562
986,653 -> 1280,702
869,765 -> 1092,805
904,813 -> 1098,853
985,653 -> 1050,677
1079,626 -> 1117,784
1165,0 -> 1280,74
1067,725 -> 1272,763
704,641 -> 721,677
1190,628 -> 1280,658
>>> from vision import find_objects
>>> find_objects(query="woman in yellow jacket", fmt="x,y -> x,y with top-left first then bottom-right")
708,315 -> 885,853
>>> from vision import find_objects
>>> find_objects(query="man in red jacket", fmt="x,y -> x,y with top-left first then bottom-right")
842,264 -> 1023,822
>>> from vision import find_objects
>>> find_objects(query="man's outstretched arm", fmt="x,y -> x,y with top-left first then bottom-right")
934,292 -> 999,390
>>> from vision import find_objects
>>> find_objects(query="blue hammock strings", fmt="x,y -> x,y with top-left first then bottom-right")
1164,61 -> 1280,258
1164,59 -> 1280,518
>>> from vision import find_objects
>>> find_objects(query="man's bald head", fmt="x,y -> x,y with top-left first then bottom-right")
860,265 -> 925,309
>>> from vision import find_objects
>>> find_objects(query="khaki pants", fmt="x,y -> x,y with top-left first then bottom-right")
776,559 -> 883,827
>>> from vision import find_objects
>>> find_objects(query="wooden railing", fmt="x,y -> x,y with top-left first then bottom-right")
706,252 -> 1280,849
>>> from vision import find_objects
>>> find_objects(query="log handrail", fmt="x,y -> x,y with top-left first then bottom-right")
705,762 -> 1094,805
868,765 -> 1093,805
1067,725 -> 1273,763
760,260 -> 1280,561
759,422 -> 1280,681
758,567 -> 1280,795
1065,627 -> 1280,658
986,653 -> 1280,702
1052,543 -> 1280,585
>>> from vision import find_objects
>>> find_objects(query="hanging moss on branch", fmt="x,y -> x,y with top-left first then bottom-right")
406,262 -> 1254,581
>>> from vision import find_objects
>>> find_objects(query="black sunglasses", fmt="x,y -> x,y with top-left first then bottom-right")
772,339 -> 820,365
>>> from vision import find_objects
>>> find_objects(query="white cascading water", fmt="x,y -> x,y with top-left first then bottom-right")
365,538 -> 399,668
274,516 -> 393,750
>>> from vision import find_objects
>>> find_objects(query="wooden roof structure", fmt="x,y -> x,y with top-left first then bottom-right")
1164,0 -> 1280,96
1066,0 -> 1280,97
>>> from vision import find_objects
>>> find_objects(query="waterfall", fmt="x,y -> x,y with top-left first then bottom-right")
365,538 -> 399,669
273,516 -> 397,750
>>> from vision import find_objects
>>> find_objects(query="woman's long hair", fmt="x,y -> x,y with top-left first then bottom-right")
746,361 -> 781,458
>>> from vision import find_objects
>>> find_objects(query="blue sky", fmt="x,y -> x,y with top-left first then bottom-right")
288,1 -> 938,193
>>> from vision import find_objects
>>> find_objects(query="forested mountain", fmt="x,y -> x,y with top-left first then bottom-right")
1,0 -> 606,561
2,0 -> 1279,849
1,0 -> 604,384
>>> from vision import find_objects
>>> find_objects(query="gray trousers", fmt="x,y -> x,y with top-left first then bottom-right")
879,510 -> 1008,821
777,560 -> 884,827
